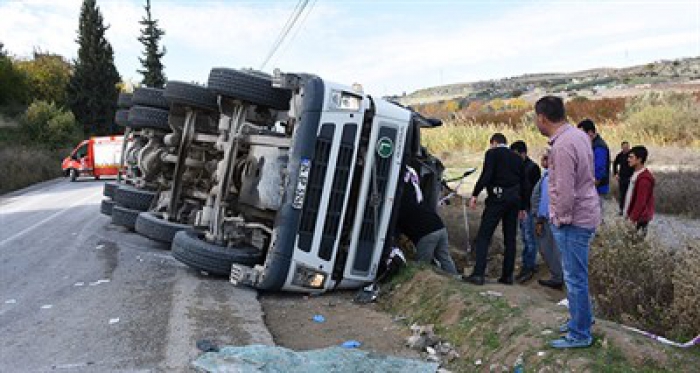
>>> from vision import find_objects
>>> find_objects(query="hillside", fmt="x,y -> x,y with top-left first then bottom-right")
394,56 -> 700,105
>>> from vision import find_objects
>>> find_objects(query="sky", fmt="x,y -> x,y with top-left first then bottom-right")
1,0 -> 699,96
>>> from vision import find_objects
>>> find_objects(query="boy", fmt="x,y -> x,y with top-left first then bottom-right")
624,146 -> 655,233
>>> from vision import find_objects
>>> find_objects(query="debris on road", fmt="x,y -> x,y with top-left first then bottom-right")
196,339 -> 220,353
341,340 -> 362,349
41,304 -> 53,309
74,282 -> 85,287
312,314 -> 325,323
108,318 -> 120,325
193,345 -> 439,372
4,299 -> 17,304
479,290 -> 503,298
89,279 -> 110,286
406,323 -> 459,366
95,244 -> 105,250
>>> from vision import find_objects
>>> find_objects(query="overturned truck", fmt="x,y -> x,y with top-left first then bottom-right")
166,68 -> 443,293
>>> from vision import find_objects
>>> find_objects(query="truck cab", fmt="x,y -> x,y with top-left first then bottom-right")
171,69 -> 443,293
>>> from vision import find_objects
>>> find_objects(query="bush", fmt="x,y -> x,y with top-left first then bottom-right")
0,145 -> 68,194
654,169 -> 700,218
21,100 -> 83,148
590,221 -> 700,340
623,92 -> 700,144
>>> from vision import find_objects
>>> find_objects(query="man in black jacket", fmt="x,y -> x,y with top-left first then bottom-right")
396,166 -> 458,275
463,133 -> 527,285
510,141 -> 541,283
612,141 -> 634,215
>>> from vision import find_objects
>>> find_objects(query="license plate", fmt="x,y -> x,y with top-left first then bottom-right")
292,158 -> 311,209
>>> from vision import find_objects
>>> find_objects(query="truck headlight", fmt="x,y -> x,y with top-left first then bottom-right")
291,264 -> 327,289
330,90 -> 361,111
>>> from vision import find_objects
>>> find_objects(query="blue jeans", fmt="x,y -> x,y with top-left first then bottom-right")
520,212 -> 537,270
551,224 -> 596,341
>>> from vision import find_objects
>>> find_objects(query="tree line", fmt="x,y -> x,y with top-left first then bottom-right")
0,0 -> 166,148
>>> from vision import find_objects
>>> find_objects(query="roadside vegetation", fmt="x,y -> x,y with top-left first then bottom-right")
380,265 -> 700,372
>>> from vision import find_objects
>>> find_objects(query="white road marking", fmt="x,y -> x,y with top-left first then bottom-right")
0,190 -> 100,247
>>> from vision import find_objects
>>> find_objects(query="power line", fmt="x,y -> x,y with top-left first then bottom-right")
260,0 -> 309,70
272,0 -> 317,66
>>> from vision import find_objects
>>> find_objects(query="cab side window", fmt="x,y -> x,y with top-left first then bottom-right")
74,144 -> 88,159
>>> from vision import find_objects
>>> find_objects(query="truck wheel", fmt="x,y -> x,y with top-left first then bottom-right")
69,169 -> 78,182
117,92 -> 133,108
100,199 -> 116,216
132,87 -> 169,109
115,109 -> 130,127
207,68 -> 291,110
171,230 -> 263,277
112,205 -> 139,230
113,185 -> 156,211
103,182 -> 119,198
164,81 -> 218,112
135,212 -> 189,244
128,106 -> 170,131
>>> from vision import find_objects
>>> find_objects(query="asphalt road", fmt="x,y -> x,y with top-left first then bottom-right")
0,178 -> 273,372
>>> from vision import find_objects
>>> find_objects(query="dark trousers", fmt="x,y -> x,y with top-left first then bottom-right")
472,200 -> 519,278
618,177 -> 630,212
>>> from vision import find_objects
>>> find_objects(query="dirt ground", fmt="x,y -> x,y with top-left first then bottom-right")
259,291 -> 421,359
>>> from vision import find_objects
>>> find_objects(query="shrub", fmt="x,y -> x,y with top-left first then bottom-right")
590,221 -> 700,340
21,100 -> 83,148
0,145 -> 68,194
653,169 -> 700,218
622,92 -> 700,144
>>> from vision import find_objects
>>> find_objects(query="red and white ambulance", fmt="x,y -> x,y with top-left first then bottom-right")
62,136 -> 123,181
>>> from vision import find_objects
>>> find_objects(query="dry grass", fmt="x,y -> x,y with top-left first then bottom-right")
590,220 -> 700,340
0,145 -> 67,194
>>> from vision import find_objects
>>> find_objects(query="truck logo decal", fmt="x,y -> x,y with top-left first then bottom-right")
376,137 -> 394,158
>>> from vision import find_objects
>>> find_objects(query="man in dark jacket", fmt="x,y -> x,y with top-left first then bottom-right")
463,133 -> 527,286
613,141 -> 634,215
578,119 -> 610,214
396,166 -> 458,274
510,140 -> 541,283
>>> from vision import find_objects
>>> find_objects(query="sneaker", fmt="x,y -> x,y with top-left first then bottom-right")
538,279 -> 564,290
550,335 -> 593,349
559,319 -> 596,333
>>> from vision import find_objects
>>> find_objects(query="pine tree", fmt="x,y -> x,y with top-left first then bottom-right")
67,0 -> 121,136
138,0 -> 166,88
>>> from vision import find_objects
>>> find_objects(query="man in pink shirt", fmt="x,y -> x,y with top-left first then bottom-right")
534,96 -> 601,349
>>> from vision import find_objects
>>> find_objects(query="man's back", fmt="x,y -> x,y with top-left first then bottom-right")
473,146 -> 525,204
548,124 -> 601,228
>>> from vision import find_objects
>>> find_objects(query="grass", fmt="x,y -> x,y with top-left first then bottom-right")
380,265 -> 700,372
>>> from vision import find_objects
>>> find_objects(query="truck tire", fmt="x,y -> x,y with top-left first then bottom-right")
115,109 -> 130,127
103,182 -> 119,198
132,87 -> 169,109
117,92 -> 133,108
112,205 -> 139,230
135,212 -> 189,244
171,230 -> 263,277
100,199 -> 116,216
113,185 -> 156,211
207,68 -> 291,110
128,106 -> 170,131
164,81 -> 218,112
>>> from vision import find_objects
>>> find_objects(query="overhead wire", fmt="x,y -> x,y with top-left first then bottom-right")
270,0 -> 318,67
259,0 -> 309,70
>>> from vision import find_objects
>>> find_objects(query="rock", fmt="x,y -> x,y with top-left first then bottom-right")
406,335 -> 428,350
426,346 -> 436,355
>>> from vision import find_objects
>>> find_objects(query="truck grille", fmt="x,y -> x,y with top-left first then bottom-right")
354,127 -> 397,272
319,125 -> 357,260
297,124 -> 334,252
